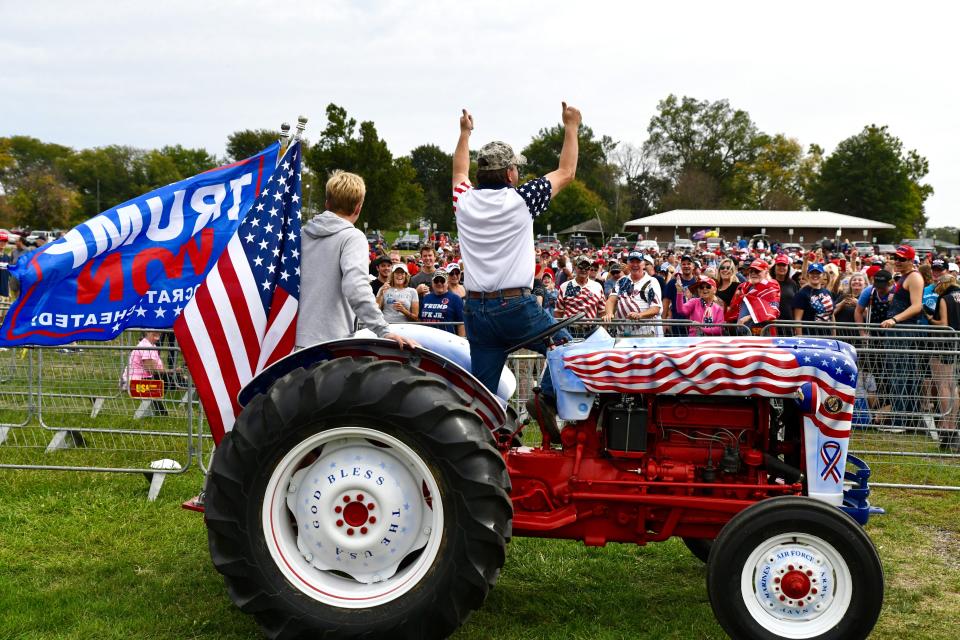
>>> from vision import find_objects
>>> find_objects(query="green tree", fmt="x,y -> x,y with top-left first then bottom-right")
0,195 -> 16,228
57,145 -> 145,219
927,226 -> 960,244
658,168 -> 722,211
644,95 -> 760,207
307,104 -> 423,230
522,124 -> 618,206
809,125 -> 932,239
733,134 -> 821,210
0,136 -> 77,228
225,129 -> 280,162
7,167 -> 82,229
0,138 -> 14,177
138,150 -> 183,190
610,142 -> 670,226
0,136 -> 73,190
409,144 -> 453,231
534,179 -> 608,235
157,144 -> 219,178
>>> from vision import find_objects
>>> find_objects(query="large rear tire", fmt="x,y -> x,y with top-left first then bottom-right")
707,496 -> 883,640
205,357 -> 512,639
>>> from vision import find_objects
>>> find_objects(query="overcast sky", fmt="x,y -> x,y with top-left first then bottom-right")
2,0 -> 957,228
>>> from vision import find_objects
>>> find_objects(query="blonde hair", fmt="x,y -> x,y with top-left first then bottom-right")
844,272 -> 867,296
935,274 -> 957,296
325,170 -> 366,214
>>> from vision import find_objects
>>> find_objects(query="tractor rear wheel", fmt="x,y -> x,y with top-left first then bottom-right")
706,496 -> 883,640
205,357 -> 512,640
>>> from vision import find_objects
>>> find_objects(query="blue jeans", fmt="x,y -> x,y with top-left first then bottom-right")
463,294 -> 570,400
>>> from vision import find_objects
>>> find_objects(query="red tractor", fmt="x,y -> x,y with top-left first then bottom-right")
200,321 -> 883,640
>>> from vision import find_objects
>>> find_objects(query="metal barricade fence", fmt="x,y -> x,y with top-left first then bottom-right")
1,319 -> 957,491
0,330 -> 200,475
763,321 -> 960,491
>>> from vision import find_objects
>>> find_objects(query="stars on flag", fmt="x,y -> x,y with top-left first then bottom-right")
238,148 -> 302,309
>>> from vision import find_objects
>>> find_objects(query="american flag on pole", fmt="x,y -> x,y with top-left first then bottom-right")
562,336 -> 856,439
174,143 -> 302,441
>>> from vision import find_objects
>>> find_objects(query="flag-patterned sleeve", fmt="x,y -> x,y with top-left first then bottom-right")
613,275 -> 631,297
516,177 -> 552,218
453,180 -> 472,214
646,280 -> 662,308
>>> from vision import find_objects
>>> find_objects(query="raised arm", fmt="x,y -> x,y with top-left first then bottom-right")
452,109 -> 473,188
544,102 -> 581,195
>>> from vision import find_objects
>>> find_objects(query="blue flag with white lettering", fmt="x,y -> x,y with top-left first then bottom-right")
0,143 -> 280,346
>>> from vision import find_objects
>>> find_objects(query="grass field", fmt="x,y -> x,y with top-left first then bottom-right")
1,343 -> 958,638
0,467 -> 957,640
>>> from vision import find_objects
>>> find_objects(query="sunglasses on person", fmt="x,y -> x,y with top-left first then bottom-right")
719,265 -> 732,271
748,269 -> 762,275
699,284 -> 714,290
893,255 -> 909,262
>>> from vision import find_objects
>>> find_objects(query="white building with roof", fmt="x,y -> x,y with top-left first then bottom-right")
623,210 -> 895,246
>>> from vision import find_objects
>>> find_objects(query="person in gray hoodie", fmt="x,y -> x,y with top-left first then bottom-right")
296,170 -> 416,350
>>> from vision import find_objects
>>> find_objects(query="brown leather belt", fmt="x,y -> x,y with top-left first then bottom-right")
467,287 -> 532,300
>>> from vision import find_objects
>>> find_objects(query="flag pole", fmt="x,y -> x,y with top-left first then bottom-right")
277,122 -> 292,165
292,115 -> 308,144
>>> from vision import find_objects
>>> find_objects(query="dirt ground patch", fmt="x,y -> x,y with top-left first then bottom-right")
929,526 -> 960,571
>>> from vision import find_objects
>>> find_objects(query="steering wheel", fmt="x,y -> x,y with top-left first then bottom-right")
505,312 -> 586,354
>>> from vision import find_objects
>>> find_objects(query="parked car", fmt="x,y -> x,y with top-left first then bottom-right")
393,233 -> 422,251
853,241 -> 876,257
876,244 -> 897,256
900,238 -> 936,256
365,231 -> 385,249
568,234 -> 592,250
780,243 -> 804,255
536,234 -> 561,252
606,235 -> 630,251
635,239 -> 659,254
672,238 -> 695,253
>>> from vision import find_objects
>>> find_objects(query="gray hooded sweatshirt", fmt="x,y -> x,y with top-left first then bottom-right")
296,211 -> 390,347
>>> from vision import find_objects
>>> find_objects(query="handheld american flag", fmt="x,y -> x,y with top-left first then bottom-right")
174,143 -> 302,440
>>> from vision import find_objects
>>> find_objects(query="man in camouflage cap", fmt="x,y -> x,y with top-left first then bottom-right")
476,141 -> 527,172
452,102 -> 582,439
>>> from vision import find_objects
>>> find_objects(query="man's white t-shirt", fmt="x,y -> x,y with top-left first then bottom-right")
453,178 -> 552,292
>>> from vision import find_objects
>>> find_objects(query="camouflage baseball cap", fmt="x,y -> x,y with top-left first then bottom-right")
477,141 -> 526,171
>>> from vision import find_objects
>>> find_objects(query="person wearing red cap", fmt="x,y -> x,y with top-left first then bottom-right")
880,244 -> 925,430
672,274 -> 723,336
725,259 -> 781,335
882,245 -> 923,329
772,253 -> 798,320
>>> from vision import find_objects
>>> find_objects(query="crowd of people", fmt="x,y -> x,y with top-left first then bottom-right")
365,236 -> 960,451
368,237 -> 960,337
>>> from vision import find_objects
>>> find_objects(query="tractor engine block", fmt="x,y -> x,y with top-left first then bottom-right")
507,394 -> 796,545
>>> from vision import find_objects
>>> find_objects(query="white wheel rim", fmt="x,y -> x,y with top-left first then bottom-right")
740,532 -> 853,639
262,426 -> 444,608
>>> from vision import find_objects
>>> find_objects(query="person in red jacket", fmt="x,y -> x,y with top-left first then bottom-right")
725,258 -> 781,335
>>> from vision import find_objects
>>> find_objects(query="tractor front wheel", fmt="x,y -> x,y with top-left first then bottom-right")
204,357 -> 512,639
706,496 -> 883,640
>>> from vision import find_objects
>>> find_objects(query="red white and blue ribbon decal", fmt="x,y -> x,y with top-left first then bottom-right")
820,440 -> 843,483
